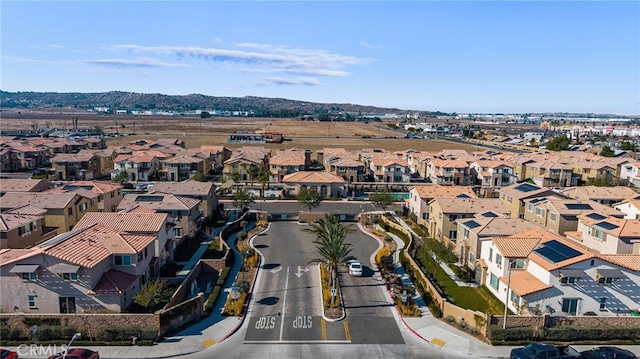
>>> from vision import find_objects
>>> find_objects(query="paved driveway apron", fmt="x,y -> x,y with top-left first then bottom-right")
244,221 -> 404,345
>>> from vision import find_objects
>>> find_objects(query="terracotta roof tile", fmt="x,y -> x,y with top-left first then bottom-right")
0,192 -> 77,210
94,268 -> 138,294
500,271 -> 552,296
431,198 -> 509,215
412,185 -> 477,199
596,254 -> 640,271
282,171 -> 346,184
75,212 -> 169,233
492,236 -> 541,258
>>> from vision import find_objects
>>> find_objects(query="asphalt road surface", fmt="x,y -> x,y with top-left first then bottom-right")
244,221 -> 403,345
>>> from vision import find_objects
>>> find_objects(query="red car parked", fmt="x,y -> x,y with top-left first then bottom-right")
0,349 -> 19,359
48,348 -> 99,359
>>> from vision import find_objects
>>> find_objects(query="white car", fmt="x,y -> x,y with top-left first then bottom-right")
348,261 -> 363,276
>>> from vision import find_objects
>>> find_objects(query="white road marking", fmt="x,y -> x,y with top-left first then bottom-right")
279,266 -> 290,341
295,265 -> 309,278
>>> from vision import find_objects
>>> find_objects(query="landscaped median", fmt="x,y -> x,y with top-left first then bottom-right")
318,263 -> 345,321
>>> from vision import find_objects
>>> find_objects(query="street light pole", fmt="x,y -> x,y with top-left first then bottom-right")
503,259 -> 513,330
63,332 -> 81,358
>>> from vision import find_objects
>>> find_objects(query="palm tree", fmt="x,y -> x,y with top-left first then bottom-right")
230,171 -> 242,194
257,169 -> 272,199
247,165 -> 260,187
307,214 -> 355,292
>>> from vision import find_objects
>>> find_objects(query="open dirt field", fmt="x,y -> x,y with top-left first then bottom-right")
1,110 -> 484,153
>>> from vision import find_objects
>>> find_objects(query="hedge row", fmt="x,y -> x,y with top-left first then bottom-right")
0,325 -> 157,343
488,325 -> 640,343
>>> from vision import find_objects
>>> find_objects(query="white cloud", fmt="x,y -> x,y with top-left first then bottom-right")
81,58 -> 192,68
258,77 -> 321,86
360,40 -> 381,49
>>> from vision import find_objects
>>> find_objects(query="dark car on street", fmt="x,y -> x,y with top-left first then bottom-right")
580,346 -> 638,359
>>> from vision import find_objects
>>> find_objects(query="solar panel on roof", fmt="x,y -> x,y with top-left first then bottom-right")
533,240 -> 582,263
515,183 -> 539,192
529,198 -> 545,204
481,211 -> 499,218
465,220 -> 481,229
586,213 -> 606,220
596,221 -> 619,230
565,203 -> 593,210
135,195 -> 164,202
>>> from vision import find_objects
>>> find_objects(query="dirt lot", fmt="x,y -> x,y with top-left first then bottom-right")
0,110 -> 484,153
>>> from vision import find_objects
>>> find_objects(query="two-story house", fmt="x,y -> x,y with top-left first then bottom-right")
112,153 -> 161,182
481,228 -> 640,316
268,149 -> 310,182
565,212 -> 640,254
326,157 -> 366,184
160,154 -> 206,181
51,152 -> 101,181
0,192 -> 97,232
428,197 -> 509,244
222,147 -> 270,183
45,180 -> 124,213
523,197 -> 624,235
0,179 -> 53,196
469,160 -> 514,188
426,159 -> 471,185
282,171 -> 346,198
613,197 -> 640,219
116,193 -> 201,245
407,185 -> 477,227
0,210 -> 57,249
199,145 -> 232,171
499,182 -> 563,219
150,179 -> 218,217
562,186 -> 639,207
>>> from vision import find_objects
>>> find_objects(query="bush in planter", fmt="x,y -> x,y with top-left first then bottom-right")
445,315 -> 456,324
236,231 -> 248,241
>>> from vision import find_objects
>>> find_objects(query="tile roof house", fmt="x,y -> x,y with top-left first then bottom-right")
0,210 -> 57,249
0,179 -> 53,196
469,160 -> 515,188
456,214 -> 539,273
0,192 -> 97,232
51,152 -> 101,181
407,185 -> 477,227
0,148 -> 20,172
112,152 -> 162,183
222,148 -> 270,183
160,153 -> 206,182
499,182 -> 564,219
268,149 -> 311,183
426,159 -> 471,186
0,222 -> 161,313
198,145 -> 232,171
565,212 -> 640,254
282,171 -> 346,198
480,228 -> 640,317
427,197 -> 509,243
45,180 -> 124,213
562,186 -> 640,207
116,193 -> 201,245
77,148 -> 117,177
613,197 -> 640,219
523,197 -> 624,236
149,179 -> 218,217
523,160 -> 579,188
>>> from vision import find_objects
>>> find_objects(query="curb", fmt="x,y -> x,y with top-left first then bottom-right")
317,263 -> 346,322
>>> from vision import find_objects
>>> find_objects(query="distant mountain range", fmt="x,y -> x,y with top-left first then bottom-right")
0,90 -> 432,118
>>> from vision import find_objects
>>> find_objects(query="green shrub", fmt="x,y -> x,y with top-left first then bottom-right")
445,315 -> 455,324
428,302 -> 442,318
217,267 -> 230,285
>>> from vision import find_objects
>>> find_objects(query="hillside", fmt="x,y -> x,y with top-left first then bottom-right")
0,90 -> 427,117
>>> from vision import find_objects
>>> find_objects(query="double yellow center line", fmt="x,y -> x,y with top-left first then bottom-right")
320,319 -> 351,342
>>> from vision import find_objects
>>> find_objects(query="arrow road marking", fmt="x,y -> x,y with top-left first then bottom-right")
270,266 -> 282,274
295,266 -> 309,278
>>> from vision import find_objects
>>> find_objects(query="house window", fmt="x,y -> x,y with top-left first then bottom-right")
507,196 -> 512,203
513,259 -> 526,269
599,297 -> 607,310
490,274 -> 499,290
60,273 -> 78,281
67,207 -> 73,216
496,254 -> 503,268
536,208 -> 544,217
469,252 -> 475,264
550,213 -> 557,222
138,252 -> 144,262
79,203 -> 88,212
59,297 -> 76,314
560,276 -> 576,284
510,291 -> 520,307
594,229 -> 604,240
489,248 -> 493,262
20,272 -> 38,281
598,277 -> 614,285
464,228 -> 470,238
174,227 -> 182,237
561,298 -> 579,315
28,295 -> 36,308
528,203 -> 533,212
449,231 -> 457,240
115,255 -> 131,266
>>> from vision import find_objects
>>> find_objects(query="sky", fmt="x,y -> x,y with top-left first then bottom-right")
1,1 -> 639,115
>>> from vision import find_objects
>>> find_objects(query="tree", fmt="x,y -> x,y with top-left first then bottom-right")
619,140 -> 636,151
230,171 -> 242,194
297,187 -> 323,212
112,170 -> 128,184
368,189 -> 396,212
191,171 -> 208,182
134,279 -> 174,313
307,214 -> 355,292
546,135 -> 570,151
599,145 -> 615,157
200,111 -> 211,119
247,165 -> 260,187
257,169 -> 272,198
233,187 -> 256,211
